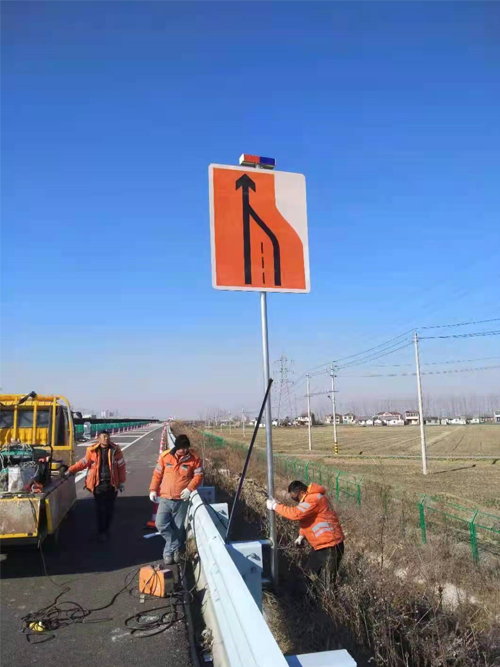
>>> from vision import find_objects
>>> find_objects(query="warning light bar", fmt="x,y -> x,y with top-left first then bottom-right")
239,154 -> 276,170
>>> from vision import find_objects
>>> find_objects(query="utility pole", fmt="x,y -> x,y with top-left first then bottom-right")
306,373 -> 312,451
330,363 -> 339,455
414,331 -> 428,475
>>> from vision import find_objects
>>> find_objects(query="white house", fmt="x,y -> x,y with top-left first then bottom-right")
377,412 -> 404,426
356,417 -> 373,426
325,414 -> 342,425
295,416 -> 311,426
342,413 -> 356,424
468,417 -> 481,425
424,417 -> 440,426
404,410 -> 420,426
495,410 -> 500,424
449,417 -> 467,425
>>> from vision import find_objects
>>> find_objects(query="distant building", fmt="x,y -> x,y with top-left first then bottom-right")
404,410 -> 420,426
295,416 -> 311,426
440,418 -> 450,425
342,413 -> 356,424
449,417 -> 467,425
424,417 -> 440,426
325,414 -> 342,425
356,416 -> 373,426
377,412 -> 404,426
495,411 -> 500,424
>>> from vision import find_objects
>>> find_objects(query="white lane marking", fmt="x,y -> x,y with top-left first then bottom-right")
74,427 -> 161,482
76,431 -> 155,445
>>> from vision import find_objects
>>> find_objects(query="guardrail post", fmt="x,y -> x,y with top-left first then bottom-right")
419,497 -> 427,544
469,510 -> 479,564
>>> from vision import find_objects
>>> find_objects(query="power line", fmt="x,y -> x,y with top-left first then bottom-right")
309,329 -> 414,371
419,330 -> 500,340
339,363 -> 500,378
353,355 -> 500,369
336,341 -> 414,370
419,317 -> 500,330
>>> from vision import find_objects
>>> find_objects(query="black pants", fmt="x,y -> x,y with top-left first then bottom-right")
306,542 -> 344,586
93,486 -> 117,535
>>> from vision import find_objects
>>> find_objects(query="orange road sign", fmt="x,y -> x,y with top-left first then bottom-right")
209,164 -> 310,293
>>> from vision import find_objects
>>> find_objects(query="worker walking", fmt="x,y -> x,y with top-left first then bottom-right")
266,481 -> 345,585
149,434 -> 203,565
66,431 -> 126,542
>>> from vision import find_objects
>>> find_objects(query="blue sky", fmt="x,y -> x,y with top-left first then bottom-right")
2,2 -> 499,418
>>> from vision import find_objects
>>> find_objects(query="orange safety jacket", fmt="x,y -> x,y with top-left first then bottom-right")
69,442 -> 126,492
275,483 -> 344,551
149,448 -> 203,500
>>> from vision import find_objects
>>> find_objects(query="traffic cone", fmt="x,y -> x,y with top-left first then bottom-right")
146,501 -> 158,529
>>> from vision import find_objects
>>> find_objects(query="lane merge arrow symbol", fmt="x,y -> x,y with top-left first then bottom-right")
236,174 -> 282,286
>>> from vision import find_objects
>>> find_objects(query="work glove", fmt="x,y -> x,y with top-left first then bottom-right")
149,491 -> 158,503
294,535 -> 305,546
266,498 -> 277,511
180,488 -> 191,501
119,484 -> 125,493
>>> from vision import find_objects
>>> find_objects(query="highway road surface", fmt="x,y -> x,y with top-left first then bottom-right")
0,425 -> 193,667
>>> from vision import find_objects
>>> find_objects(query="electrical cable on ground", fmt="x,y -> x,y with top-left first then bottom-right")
21,540 -> 194,644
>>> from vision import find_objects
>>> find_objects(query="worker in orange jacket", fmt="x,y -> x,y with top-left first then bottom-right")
149,434 -> 203,565
266,481 -> 345,583
66,431 -> 126,542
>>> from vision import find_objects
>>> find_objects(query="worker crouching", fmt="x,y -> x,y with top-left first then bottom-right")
149,434 -> 203,566
267,481 -> 345,585
66,431 -> 126,542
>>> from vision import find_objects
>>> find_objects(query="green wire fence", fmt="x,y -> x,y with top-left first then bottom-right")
74,421 -> 151,437
201,430 -> 500,563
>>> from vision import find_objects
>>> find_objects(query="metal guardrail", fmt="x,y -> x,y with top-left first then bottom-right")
188,491 -> 288,667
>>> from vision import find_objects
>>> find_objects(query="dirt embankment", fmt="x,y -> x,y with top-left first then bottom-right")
176,423 -> 500,667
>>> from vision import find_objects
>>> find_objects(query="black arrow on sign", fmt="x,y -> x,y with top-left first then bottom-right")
236,174 -> 281,286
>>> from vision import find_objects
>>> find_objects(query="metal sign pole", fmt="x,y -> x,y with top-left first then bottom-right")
260,291 -> 278,584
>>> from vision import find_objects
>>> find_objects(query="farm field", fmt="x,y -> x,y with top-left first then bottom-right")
205,424 -> 500,511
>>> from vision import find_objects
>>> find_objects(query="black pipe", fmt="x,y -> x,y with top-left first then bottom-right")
225,379 -> 273,543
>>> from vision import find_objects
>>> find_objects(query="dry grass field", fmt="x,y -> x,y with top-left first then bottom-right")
206,424 -> 500,511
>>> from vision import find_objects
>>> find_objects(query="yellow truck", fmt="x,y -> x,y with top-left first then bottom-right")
0,393 -> 77,545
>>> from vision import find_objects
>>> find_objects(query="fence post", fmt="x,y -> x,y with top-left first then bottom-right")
469,510 -> 479,564
419,497 -> 427,544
